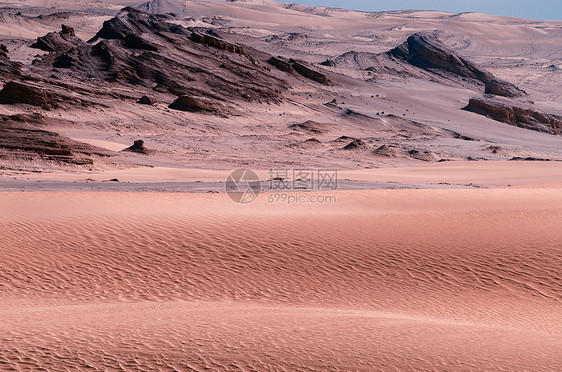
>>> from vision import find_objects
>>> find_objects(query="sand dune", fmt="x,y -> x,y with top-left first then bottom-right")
1,189 -> 561,370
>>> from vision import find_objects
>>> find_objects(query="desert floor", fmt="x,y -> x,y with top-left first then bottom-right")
1,162 -> 561,371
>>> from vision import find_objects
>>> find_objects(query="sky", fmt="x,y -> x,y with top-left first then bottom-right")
274,0 -> 562,21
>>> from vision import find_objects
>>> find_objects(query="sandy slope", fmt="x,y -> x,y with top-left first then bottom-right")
1,188 -> 561,370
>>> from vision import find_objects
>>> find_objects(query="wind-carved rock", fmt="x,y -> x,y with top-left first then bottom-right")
463,97 -> 562,135
389,33 -> 524,97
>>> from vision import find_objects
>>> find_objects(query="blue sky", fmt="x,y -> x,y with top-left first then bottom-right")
274,0 -> 562,20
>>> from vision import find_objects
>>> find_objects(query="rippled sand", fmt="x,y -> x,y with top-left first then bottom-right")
1,189 -> 561,370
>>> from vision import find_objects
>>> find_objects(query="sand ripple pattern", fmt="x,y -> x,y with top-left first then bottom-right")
0,190 -> 561,370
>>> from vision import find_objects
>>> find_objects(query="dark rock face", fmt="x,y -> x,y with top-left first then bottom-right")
61,24 -> 75,37
89,7 -> 186,42
389,33 -> 524,97
463,97 -> 562,135
334,136 -> 357,142
0,44 -> 8,59
407,149 -> 436,161
0,114 -> 110,165
0,44 -> 22,76
0,81 -> 59,109
343,139 -> 367,150
53,53 -> 77,68
169,95 -> 222,113
0,81 -> 91,110
123,139 -> 149,154
304,138 -> 321,144
123,34 -> 158,51
190,31 -> 245,54
484,79 -> 525,98
290,59 -> 331,85
268,56 -> 293,72
288,120 -> 327,134
28,7 -> 286,113
31,24 -> 84,52
373,144 -> 402,158
268,56 -> 331,85
137,95 -> 156,105
320,59 -> 336,67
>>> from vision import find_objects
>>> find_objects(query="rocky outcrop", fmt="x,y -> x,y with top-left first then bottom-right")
289,120 -> 328,134
123,34 -> 158,51
61,24 -> 75,37
372,144 -> 403,158
0,44 -> 8,59
484,79 -> 525,98
372,144 -> 437,161
169,95 -> 224,113
463,97 -> 562,135
343,139 -> 367,150
267,56 -> 331,85
0,81 -> 92,109
31,24 -> 84,52
30,24 -> 88,71
389,33 -> 524,97
89,7 -> 187,42
29,8 -> 286,109
407,149 -> 437,162
137,95 -> 156,105
0,44 -> 22,77
0,114 -> 110,165
122,140 -> 149,154
190,31 -> 245,54
290,59 -> 331,85
268,56 -> 293,72
0,81 -> 60,109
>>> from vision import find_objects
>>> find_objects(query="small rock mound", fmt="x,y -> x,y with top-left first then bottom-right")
122,140 -> 149,154
289,138 -> 323,149
407,149 -> 437,162
372,144 -> 403,158
137,95 -> 156,105
343,139 -> 367,150
484,145 -> 505,155
288,120 -> 328,134
61,24 -> 75,36
334,136 -> 357,142
304,138 -> 322,144
169,95 -> 222,113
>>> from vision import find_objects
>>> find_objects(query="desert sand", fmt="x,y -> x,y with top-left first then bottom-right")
1,185 -> 561,370
1,0 -> 562,370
